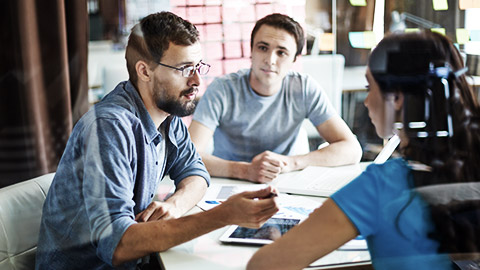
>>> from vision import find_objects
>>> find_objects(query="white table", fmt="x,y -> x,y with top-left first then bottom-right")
157,167 -> 372,270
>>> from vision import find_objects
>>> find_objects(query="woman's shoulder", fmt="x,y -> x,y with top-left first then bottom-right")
362,158 -> 411,188
366,158 -> 409,174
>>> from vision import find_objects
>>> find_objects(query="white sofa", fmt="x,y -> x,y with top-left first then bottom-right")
0,173 -> 54,270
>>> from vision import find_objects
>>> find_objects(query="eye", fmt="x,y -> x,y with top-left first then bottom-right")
180,65 -> 195,77
365,85 -> 370,91
257,45 -> 268,51
277,50 -> 288,57
180,65 -> 194,70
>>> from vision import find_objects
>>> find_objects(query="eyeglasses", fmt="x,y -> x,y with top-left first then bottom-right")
155,60 -> 211,78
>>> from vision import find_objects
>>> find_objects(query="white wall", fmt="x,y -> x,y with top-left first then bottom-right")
88,41 -> 129,102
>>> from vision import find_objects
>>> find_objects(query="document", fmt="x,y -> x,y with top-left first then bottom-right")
198,183 -> 367,250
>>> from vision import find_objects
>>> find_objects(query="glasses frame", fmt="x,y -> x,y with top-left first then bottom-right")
155,60 -> 210,78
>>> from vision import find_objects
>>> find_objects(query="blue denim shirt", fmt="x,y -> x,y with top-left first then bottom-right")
36,81 -> 210,269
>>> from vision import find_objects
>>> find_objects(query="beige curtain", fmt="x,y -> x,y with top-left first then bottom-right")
0,0 -> 89,187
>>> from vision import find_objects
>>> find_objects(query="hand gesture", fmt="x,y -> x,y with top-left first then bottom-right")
261,151 -> 295,174
219,186 -> 279,228
247,151 -> 287,183
135,201 -> 180,222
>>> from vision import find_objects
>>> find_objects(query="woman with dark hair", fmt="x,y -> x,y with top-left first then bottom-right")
247,31 -> 480,270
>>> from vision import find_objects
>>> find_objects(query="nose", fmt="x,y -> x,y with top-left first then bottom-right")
264,51 -> 276,66
364,92 -> 370,108
187,70 -> 202,87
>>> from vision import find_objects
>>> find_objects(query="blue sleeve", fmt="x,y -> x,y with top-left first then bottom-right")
82,118 -> 137,265
330,164 -> 382,237
192,78 -> 226,131
304,74 -> 338,126
167,117 -> 211,187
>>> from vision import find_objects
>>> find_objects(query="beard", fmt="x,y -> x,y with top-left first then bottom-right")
154,86 -> 198,117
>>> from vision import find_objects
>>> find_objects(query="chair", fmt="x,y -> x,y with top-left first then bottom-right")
0,173 -> 54,270
299,54 -> 345,116
297,54 -> 345,147
102,63 -> 129,95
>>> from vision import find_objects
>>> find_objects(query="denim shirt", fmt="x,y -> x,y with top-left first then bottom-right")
36,81 -> 210,270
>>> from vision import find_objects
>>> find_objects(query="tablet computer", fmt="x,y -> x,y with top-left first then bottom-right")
219,217 -> 301,245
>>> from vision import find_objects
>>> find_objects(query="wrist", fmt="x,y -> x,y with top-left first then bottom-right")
230,161 -> 250,180
289,155 -> 305,171
290,155 -> 300,171
207,203 -> 232,227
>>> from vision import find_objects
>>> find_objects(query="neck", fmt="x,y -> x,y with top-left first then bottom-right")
146,105 -> 169,129
249,74 -> 282,97
137,84 -> 169,129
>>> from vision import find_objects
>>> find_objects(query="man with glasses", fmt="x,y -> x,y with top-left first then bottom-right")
36,12 -> 279,269
189,13 -> 362,183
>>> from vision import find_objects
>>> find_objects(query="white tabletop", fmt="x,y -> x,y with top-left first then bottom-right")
157,167 -> 372,270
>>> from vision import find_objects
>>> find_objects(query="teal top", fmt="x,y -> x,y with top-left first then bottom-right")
331,158 -> 453,270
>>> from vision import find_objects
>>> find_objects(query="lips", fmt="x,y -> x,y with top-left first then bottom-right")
182,88 -> 198,100
185,93 -> 196,100
260,68 -> 276,74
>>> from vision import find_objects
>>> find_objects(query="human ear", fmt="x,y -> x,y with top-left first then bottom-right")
393,91 -> 404,111
135,60 -> 152,82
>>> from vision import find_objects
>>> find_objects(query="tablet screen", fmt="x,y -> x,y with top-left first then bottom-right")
219,218 -> 301,245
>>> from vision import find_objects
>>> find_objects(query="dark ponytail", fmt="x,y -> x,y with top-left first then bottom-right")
368,31 -> 480,254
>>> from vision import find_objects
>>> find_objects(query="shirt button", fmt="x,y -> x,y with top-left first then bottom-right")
155,161 -> 158,165
150,194 -> 154,198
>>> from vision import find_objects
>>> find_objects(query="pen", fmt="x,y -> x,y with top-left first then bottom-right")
264,192 -> 278,198
205,200 -> 221,204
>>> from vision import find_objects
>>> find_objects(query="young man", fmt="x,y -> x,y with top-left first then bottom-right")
189,13 -> 362,183
35,12 -> 278,269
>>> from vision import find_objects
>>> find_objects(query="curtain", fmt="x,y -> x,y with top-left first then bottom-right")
0,0 -> 89,187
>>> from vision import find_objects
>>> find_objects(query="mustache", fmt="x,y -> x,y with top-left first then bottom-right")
180,87 -> 197,96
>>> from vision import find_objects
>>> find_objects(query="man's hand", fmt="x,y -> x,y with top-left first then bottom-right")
260,151 -> 295,174
247,151 -> 285,183
135,201 -> 180,222
247,151 -> 293,183
218,186 -> 279,228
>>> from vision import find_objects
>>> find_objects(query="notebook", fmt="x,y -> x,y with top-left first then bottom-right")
273,164 -> 363,197
274,134 -> 400,197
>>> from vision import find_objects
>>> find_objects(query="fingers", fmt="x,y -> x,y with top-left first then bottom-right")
242,199 -> 280,229
240,186 -> 276,199
242,188 -> 280,222
261,158 -> 284,173
135,201 -> 168,222
135,204 -> 154,222
255,173 -> 277,184
218,186 -> 280,228
251,161 -> 282,183
250,152 -> 288,183
149,207 -> 169,221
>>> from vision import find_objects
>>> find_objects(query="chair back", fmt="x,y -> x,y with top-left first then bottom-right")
0,173 -> 54,270
299,54 -> 345,116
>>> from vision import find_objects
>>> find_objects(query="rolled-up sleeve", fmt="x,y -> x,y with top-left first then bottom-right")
82,118 -> 137,265
167,117 -> 211,187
